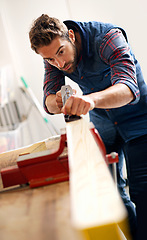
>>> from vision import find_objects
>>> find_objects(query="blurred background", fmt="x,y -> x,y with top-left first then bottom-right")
0,0 -> 147,151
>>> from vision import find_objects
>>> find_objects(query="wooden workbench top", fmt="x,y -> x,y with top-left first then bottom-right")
0,136 -> 84,240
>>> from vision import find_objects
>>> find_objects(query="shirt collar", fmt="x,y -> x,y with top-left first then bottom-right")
63,20 -> 91,59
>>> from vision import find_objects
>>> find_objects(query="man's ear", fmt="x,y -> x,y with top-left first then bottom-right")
68,29 -> 75,43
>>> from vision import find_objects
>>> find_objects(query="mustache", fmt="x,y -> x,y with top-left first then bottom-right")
60,62 -> 72,71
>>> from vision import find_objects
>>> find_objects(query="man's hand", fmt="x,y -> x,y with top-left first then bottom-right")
56,90 -> 63,110
61,94 -> 95,116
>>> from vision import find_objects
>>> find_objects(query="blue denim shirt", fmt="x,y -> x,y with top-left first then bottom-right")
43,20 -> 147,142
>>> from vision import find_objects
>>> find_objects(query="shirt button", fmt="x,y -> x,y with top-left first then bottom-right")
114,121 -> 118,125
81,76 -> 84,79
106,109 -> 109,112
91,88 -> 94,90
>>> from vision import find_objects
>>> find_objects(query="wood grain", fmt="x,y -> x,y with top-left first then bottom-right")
66,118 -> 131,240
0,182 -> 83,240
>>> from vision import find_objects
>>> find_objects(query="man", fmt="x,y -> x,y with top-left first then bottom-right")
29,14 -> 147,239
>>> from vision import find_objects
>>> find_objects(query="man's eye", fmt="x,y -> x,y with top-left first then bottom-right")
46,58 -> 53,62
59,50 -> 64,55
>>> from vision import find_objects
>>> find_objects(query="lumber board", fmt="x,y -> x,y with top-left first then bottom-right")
66,118 -> 131,240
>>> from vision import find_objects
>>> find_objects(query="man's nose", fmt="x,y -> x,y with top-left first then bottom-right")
56,58 -> 65,68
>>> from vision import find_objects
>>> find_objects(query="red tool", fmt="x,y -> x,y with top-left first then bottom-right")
1,132 -> 69,188
0,126 -> 118,189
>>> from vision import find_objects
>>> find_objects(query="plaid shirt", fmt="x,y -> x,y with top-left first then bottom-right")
43,27 -> 139,109
43,21 -> 147,141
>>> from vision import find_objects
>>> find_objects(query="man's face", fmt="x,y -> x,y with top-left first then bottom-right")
37,35 -> 78,74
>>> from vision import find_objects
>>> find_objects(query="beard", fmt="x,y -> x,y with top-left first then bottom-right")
61,43 -> 78,74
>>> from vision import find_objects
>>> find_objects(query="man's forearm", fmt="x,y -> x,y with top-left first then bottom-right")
45,83 -> 134,116
45,94 -> 62,114
89,83 -> 134,109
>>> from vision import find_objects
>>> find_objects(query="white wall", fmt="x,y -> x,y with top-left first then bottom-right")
67,0 -> 147,79
0,0 -> 147,133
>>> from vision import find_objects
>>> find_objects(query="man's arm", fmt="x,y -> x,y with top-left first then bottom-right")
43,60 -> 65,114
61,83 -> 134,116
89,83 -> 134,109
45,82 -> 134,116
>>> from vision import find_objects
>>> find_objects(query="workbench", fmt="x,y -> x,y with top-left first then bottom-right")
0,136 -> 84,240
0,120 -> 130,240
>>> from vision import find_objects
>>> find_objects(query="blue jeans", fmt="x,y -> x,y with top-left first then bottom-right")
123,134 -> 147,240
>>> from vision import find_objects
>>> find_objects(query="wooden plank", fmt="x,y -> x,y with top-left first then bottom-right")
66,118 -> 131,240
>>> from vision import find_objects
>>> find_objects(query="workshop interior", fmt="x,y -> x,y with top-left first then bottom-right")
0,1 -> 147,240
0,0 -> 146,153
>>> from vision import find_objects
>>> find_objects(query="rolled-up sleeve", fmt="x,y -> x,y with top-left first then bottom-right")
99,28 -> 140,104
43,60 -> 65,113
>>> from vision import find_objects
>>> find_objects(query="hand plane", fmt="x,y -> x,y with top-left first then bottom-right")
61,85 -> 81,122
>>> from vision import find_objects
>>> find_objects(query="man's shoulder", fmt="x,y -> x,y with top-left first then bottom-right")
64,20 -> 116,30
63,20 -> 100,30
64,20 -> 117,39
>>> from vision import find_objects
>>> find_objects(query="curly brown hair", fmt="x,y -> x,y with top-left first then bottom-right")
29,14 -> 69,53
